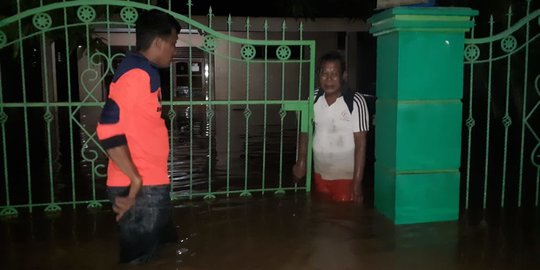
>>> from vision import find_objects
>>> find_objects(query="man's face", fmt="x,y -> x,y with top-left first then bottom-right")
155,29 -> 178,68
318,60 -> 343,95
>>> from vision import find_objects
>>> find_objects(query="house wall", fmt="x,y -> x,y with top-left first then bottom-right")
83,29 -> 358,173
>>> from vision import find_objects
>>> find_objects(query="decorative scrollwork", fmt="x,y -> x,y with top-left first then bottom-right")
94,163 -> 106,178
33,13 -> 52,30
81,145 -> 99,163
167,109 -> 177,121
0,111 -> 7,124
279,109 -> 287,119
464,44 -> 480,61
203,35 -> 216,51
43,110 -> 53,123
120,7 -> 138,24
79,52 -> 111,103
206,107 -> 215,120
87,201 -> 103,209
204,194 -> 216,200
502,115 -> 512,127
465,117 -> 475,128
276,45 -> 291,60
44,203 -> 61,213
243,107 -> 252,119
0,207 -> 18,217
109,53 -> 125,75
241,45 -> 256,60
240,191 -> 252,197
0,31 -> 7,47
500,35 -> 517,52
77,5 -> 96,23
530,75 -> 540,168
532,144 -> 540,168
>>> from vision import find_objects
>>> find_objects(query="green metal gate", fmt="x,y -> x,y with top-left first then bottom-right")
462,0 -> 540,210
0,0 -> 316,217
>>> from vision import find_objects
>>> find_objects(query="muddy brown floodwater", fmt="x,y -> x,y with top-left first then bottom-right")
1,193 -> 539,270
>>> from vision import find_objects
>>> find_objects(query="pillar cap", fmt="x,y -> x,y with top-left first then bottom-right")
369,7 -> 478,36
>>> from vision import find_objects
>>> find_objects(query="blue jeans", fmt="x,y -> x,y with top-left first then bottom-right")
108,185 -> 177,264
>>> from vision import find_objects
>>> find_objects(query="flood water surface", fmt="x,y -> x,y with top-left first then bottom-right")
1,194 -> 539,270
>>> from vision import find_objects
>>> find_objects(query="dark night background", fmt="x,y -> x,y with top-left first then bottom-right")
157,0 -> 537,22
0,0 -> 539,211
2,1 -> 537,22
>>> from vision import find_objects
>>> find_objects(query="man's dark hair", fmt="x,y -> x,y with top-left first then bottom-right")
318,51 -> 346,75
135,9 -> 181,51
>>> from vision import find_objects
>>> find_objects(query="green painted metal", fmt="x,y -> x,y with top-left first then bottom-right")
226,14 -> 232,197
394,171 -> 460,224
482,15 -> 494,210
464,22 -> 475,209
369,7 -> 476,224
369,7 -> 478,36
262,19 -> 268,195
0,0 -> 316,216
188,0 -> 194,200
464,9 -> 540,44
0,65 -> 16,217
242,16 -> 253,198
295,21 -> 304,193
66,0 -> 77,210
501,8 -> 514,208
17,0 -> 33,214
463,0 -> 540,209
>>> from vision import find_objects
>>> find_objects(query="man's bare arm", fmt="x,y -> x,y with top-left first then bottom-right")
106,145 -> 142,220
292,132 -> 308,180
353,131 -> 367,202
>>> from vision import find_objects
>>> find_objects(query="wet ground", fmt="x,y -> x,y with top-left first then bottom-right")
1,193 -> 539,270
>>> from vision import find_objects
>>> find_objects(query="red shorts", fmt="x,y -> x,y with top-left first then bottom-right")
314,173 -> 354,202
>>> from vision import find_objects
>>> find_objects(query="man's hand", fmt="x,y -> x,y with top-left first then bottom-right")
352,181 -> 363,204
113,196 -> 136,221
105,145 -> 142,221
292,160 -> 307,182
352,131 -> 367,204
293,133 -> 308,183
113,176 -> 141,222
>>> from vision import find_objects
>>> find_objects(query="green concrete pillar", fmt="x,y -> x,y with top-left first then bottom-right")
368,7 -> 477,224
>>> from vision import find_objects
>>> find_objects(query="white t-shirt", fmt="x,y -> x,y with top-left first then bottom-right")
313,90 -> 370,180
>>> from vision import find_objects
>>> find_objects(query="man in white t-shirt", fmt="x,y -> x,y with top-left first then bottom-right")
293,52 -> 370,202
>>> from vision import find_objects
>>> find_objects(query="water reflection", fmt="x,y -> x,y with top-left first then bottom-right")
1,195 -> 539,270
166,104 -> 299,197
69,103 -> 300,200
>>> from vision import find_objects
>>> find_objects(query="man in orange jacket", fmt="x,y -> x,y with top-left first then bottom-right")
96,9 -> 180,264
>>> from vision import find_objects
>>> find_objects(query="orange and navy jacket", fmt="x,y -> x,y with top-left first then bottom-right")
96,52 -> 169,187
